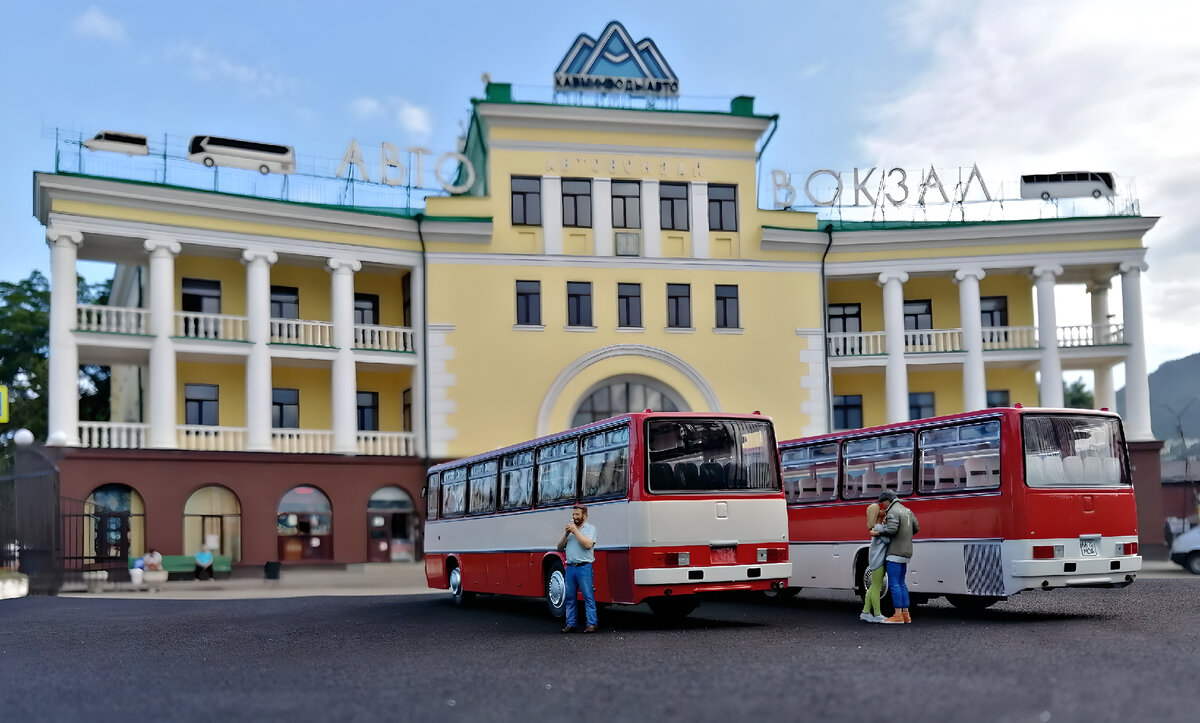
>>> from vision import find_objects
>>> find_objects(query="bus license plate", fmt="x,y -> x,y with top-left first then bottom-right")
710,547 -> 736,565
1080,538 -> 1099,556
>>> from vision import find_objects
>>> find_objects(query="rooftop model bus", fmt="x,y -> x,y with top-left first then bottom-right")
778,406 -> 1140,611
82,130 -> 149,156
1020,171 -> 1115,200
424,412 -> 791,620
187,135 -> 296,175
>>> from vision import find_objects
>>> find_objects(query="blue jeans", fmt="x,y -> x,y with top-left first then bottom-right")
886,560 -> 910,608
564,563 -> 597,628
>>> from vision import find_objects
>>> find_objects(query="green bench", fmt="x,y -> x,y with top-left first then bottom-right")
129,555 -> 233,581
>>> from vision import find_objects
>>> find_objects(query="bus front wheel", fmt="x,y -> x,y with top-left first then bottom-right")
545,561 -> 566,619
647,596 -> 698,619
1185,552 -> 1200,575
203,157 -> 215,168
259,164 -> 270,175
449,565 -> 474,607
946,594 -> 1000,610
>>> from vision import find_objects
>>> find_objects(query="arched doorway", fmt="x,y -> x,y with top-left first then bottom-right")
367,486 -> 415,562
183,486 -> 242,562
87,484 -> 146,562
571,376 -> 688,428
276,486 -> 333,561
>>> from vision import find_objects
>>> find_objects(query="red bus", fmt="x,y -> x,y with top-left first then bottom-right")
778,407 -> 1141,610
424,412 -> 791,619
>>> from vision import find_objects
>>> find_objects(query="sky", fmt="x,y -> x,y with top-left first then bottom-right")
2,1 -> 1198,388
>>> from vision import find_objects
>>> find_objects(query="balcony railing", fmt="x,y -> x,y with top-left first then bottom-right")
353,324 -> 415,352
1058,323 -> 1124,347
904,329 -> 964,353
270,318 -> 334,347
78,421 -> 149,449
357,431 -> 417,457
76,304 -> 149,335
175,312 -> 249,341
981,326 -> 1038,350
272,429 -> 334,454
827,331 -> 887,356
177,425 -> 247,451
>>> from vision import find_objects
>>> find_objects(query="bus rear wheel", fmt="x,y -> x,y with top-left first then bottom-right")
1185,552 -> 1200,575
647,596 -> 698,619
860,562 -> 894,618
545,561 -> 566,619
449,565 -> 474,607
259,164 -> 270,175
946,594 -> 1000,611
203,157 -> 215,167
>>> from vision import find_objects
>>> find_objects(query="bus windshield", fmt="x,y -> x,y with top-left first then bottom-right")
646,418 -> 779,493
1022,414 -> 1129,488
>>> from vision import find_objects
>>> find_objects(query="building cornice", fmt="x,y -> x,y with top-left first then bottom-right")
827,216 -> 1158,253
489,138 -> 757,161
475,102 -> 772,140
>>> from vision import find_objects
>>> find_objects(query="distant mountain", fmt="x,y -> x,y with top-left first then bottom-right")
1118,351 -> 1200,458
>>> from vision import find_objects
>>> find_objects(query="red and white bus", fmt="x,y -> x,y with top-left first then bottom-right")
778,406 -> 1141,610
424,412 -> 791,619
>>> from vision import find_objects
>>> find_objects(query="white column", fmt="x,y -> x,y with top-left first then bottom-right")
409,264 -> 426,459
1094,362 -> 1116,412
144,238 -> 182,449
592,177 -> 613,256
1120,261 -> 1153,440
541,176 -> 563,255
689,180 -> 709,257
878,271 -> 910,424
641,179 -> 661,258
955,267 -> 987,411
1088,278 -> 1112,344
46,227 -> 83,446
242,250 -> 278,452
328,258 -> 362,454
1033,264 -> 1064,408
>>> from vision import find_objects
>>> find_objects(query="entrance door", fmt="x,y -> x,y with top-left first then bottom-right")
95,512 -> 130,562
367,514 -> 390,562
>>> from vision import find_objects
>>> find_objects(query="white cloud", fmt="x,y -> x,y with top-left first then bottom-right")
799,61 -> 825,80
171,42 -> 300,98
348,97 -> 433,140
71,6 -> 126,44
863,0 -> 1200,374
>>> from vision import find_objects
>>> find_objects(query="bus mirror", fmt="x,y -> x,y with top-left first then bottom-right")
420,487 -> 426,499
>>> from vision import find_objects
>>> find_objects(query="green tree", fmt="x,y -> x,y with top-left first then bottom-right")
1063,376 -> 1095,409
0,270 -> 112,454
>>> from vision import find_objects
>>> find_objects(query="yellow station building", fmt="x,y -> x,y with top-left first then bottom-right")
30,23 -> 1163,566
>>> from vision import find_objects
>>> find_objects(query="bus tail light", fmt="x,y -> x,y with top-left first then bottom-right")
660,552 -> 690,567
1032,545 -> 1063,559
757,547 -> 785,563
1122,542 -> 1138,555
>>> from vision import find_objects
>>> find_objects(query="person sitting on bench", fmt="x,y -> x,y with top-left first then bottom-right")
194,545 -> 215,581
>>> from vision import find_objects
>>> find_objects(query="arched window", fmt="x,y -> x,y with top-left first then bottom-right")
184,486 -> 242,562
571,376 -> 687,428
87,484 -> 146,560
367,486 -> 416,562
277,486 -> 333,561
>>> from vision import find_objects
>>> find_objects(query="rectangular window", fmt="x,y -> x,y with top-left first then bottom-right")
272,388 -> 299,429
781,442 -> 839,504
357,391 -> 379,431
909,392 -> 935,421
980,296 -> 1008,327
567,281 -> 593,327
440,467 -> 467,518
402,388 -> 412,431
832,395 -> 863,431
667,283 -> 691,328
828,303 -> 863,355
1022,415 -> 1129,488
660,183 -> 689,231
511,176 -> 542,226
920,420 -> 1002,493
904,299 -> 933,347
468,460 -> 498,515
516,280 -> 541,326
646,419 -> 779,493
611,181 -> 641,229
843,433 -> 915,500
986,390 -> 1010,408
715,284 -> 739,329
184,384 -> 219,426
581,426 -> 630,500
617,283 -> 642,328
270,286 -> 299,319
426,473 -> 440,520
354,293 -> 379,326
536,439 -> 579,506
500,450 -> 535,511
402,272 -> 412,327
708,184 -> 737,231
561,179 -> 592,228
181,278 -> 221,314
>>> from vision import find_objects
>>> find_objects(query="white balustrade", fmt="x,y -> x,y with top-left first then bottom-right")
271,429 -> 335,454
1058,323 -> 1125,348
904,328 -> 964,353
826,331 -> 887,357
356,431 -> 417,457
353,324 -> 415,352
76,304 -> 149,335
270,318 -> 334,347
981,326 -> 1038,350
77,422 -> 149,449
177,425 -> 247,451
174,312 -> 249,341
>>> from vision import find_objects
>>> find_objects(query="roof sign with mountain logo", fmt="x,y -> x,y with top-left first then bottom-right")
554,21 -> 679,97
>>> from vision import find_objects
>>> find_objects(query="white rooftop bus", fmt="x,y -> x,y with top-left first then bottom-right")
1020,171 -> 1115,201
187,135 -> 295,175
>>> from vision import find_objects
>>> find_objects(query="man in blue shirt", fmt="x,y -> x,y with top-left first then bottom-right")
557,504 -> 598,633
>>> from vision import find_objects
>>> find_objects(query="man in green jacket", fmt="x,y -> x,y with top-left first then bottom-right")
873,490 -> 919,624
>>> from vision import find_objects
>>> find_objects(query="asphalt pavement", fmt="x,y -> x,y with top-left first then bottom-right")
1,565 -> 1197,722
